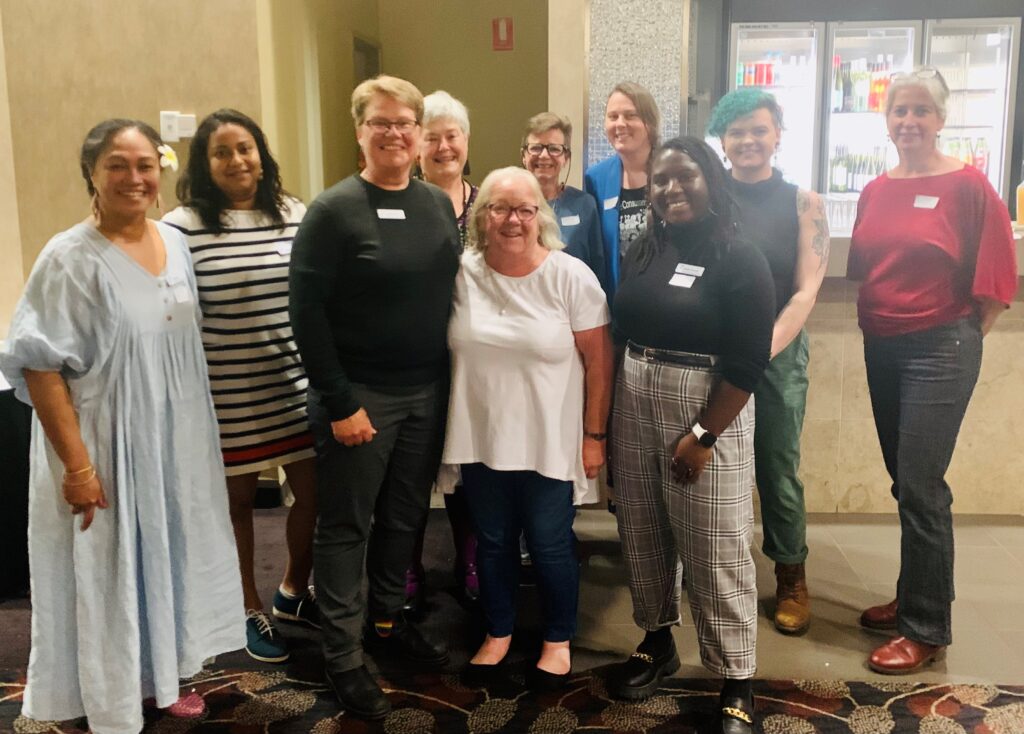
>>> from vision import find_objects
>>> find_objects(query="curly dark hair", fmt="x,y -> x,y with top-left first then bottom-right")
176,109 -> 288,233
625,136 -> 738,276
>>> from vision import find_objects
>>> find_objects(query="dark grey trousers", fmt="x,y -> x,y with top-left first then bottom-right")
308,381 -> 447,673
863,317 -> 982,647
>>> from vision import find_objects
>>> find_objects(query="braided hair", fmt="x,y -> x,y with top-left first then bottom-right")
625,136 -> 739,277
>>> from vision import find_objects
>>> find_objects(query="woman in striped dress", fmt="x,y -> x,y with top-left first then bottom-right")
164,109 -> 317,665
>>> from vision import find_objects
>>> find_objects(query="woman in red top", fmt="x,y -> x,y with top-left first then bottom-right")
848,67 -> 1017,674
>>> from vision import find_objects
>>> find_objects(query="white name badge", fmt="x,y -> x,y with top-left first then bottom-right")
277,242 -> 293,257
560,214 -> 581,226
603,196 -> 618,211
377,208 -> 407,220
675,262 -> 705,277
913,195 -> 940,209
669,273 -> 696,288
172,283 -> 192,304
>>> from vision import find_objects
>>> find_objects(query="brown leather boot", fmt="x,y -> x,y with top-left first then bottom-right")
774,562 -> 810,634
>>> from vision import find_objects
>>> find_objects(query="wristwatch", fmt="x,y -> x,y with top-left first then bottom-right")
691,422 -> 718,448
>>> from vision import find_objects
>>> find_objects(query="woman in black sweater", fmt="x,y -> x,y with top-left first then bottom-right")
608,137 -> 774,734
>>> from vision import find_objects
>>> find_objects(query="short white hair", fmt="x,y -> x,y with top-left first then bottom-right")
468,167 -> 565,253
423,90 -> 470,136
886,66 -> 949,120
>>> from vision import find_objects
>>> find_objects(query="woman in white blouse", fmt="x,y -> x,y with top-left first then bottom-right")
442,167 -> 613,691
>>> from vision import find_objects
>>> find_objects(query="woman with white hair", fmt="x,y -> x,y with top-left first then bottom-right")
404,90 -> 479,613
418,90 -> 477,246
441,167 -> 613,690
849,66 -> 1016,673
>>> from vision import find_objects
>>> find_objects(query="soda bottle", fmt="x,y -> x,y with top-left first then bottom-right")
1016,160 -> 1024,225
973,137 -> 989,175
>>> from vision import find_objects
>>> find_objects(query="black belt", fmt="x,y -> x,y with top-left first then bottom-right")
626,341 -> 718,368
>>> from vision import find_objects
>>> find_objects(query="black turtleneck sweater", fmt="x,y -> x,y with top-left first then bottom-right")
612,220 -> 775,393
730,169 -> 799,316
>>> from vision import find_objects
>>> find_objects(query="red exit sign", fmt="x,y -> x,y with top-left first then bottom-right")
492,17 -> 514,51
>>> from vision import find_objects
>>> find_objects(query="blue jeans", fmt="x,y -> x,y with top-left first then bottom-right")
863,317 -> 982,647
461,463 -> 578,642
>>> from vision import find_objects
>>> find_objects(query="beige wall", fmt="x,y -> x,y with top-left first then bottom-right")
548,0 -> 587,189
2,0 -> 261,273
800,278 -> 1024,516
0,3 -> 23,338
379,0 -> 548,185
258,0 -> 380,201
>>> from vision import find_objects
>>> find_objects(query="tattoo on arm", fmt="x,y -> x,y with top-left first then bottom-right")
811,197 -> 830,263
796,189 -> 810,215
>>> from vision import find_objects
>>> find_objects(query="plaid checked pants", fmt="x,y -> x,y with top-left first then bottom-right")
611,349 -> 758,678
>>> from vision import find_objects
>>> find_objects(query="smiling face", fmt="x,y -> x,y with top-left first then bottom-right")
208,123 -> 262,208
419,117 -> 468,183
650,148 -> 710,225
721,107 -> 779,179
887,85 -> 944,156
604,92 -> 651,158
357,93 -> 420,178
484,175 -> 541,257
90,127 -> 161,220
522,128 -> 568,195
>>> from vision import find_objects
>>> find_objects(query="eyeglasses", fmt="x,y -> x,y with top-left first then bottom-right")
486,203 -> 539,222
523,143 -> 568,157
363,118 -> 419,134
889,66 -> 949,93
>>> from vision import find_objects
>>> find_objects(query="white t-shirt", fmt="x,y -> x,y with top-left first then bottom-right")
441,248 -> 610,504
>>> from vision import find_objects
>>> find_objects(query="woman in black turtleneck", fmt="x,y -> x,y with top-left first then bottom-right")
607,137 -> 774,734
707,89 -> 830,637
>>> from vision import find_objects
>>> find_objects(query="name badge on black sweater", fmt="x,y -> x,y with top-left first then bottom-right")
669,262 -> 705,288
377,208 -> 406,220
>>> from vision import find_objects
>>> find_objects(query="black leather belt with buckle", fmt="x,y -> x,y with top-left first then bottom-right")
626,341 -> 717,369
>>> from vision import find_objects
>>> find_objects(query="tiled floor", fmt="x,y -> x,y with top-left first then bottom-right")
572,511 -> 1024,684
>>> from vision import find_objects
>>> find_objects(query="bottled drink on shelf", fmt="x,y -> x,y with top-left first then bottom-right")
973,137 -> 989,175
736,61 -> 744,87
831,55 -> 843,112
744,62 -> 755,86
842,62 -> 853,112
958,137 -> 975,166
1016,160 -> 1024,225
946,137 -> 961,160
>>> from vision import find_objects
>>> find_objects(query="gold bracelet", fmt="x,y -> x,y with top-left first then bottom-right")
62,467 -> 96,486
64,464 -> 94,478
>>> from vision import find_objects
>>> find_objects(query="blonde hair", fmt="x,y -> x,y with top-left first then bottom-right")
350,75 -> 424,127
886,66 -> 949,120
468,167 -> 565,253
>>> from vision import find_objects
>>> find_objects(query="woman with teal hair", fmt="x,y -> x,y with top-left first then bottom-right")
707,88 -> 830,635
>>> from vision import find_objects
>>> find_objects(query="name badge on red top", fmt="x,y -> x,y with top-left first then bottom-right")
913,195 -> 939,209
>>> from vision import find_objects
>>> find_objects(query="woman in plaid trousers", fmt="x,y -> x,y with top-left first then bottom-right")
608,137 -> 775,734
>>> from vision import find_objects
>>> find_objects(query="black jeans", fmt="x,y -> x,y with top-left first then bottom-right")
308,381 -> 447,673
863,317 -> 982,647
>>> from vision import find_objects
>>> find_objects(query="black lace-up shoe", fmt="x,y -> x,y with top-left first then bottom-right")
326,665 -> 390,720
363,618 -> 450,668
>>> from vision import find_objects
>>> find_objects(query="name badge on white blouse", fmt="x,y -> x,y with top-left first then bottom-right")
376,208 -> 407,220
913,195 -> 940,209
171,283 -> 193,304
277,242 -> 292,257
560,214 -> 581,226
603,196 -> 618,210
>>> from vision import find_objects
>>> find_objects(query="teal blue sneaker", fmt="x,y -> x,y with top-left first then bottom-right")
245,610 -> 289,663
272,585 -> 321,630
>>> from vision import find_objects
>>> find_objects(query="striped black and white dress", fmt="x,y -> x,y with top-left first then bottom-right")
163,199 -> 315,475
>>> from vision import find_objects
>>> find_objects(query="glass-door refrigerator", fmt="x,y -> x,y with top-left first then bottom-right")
822,21 -> 922,235
925,17 -> 1021,198
717,22 -> 824,191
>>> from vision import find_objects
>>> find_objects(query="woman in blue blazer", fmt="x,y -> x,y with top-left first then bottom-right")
584,82 -> 660,301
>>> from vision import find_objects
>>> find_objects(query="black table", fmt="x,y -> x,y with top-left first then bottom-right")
0,386 -> 31,598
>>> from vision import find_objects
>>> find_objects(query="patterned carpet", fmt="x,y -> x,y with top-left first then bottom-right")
3,665 -> 1024,733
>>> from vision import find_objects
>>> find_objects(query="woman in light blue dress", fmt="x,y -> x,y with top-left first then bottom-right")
0,119 -> 245,733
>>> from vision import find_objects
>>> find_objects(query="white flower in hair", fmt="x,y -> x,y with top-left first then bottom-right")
157,144 -> 179,172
